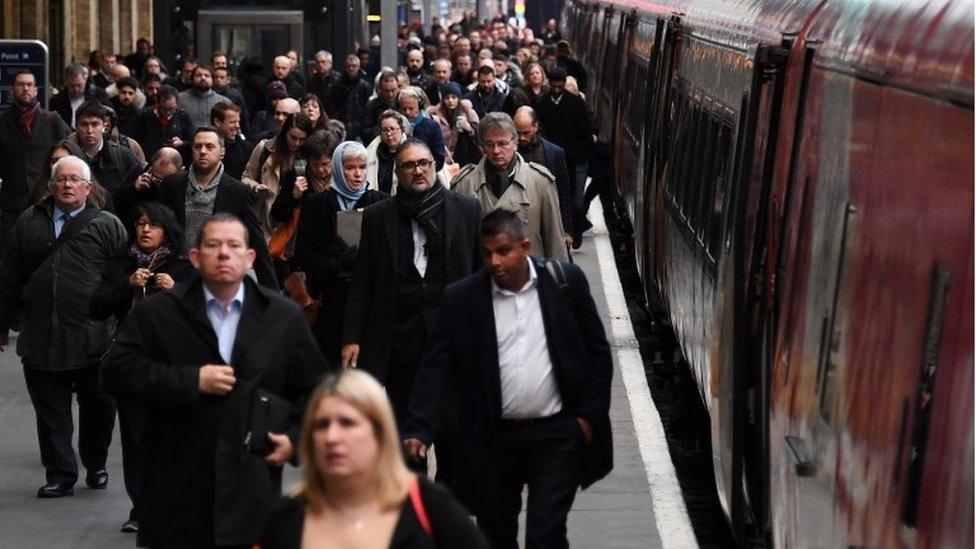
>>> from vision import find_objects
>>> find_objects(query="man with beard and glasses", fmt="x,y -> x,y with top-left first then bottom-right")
341,138 -> 481,483
0,69 -> 71,250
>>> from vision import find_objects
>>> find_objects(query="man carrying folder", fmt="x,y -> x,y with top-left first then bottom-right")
101,213 -> 330,548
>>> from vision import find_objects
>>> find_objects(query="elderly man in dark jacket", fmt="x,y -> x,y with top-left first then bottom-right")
403,209 -> 613,549
397,87 -> 446,170
101,213 -> 329,548
0,69 -> 71,250
325,55 -> 372,140
0,155 -> 127,498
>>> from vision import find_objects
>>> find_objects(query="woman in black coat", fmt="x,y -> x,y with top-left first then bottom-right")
90,201 -> 193,533
259,371 -> 489,549
292,141 -> 388,365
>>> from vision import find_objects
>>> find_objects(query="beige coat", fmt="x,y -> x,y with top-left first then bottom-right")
241,138 -> 290,238
451,154 -> 567,261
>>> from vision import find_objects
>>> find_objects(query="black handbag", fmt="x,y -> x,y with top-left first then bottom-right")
244,389 -> 291,456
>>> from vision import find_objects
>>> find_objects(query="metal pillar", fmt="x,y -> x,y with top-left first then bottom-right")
380,0 -> 397,70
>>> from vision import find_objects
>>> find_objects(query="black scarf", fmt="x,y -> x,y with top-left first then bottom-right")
376,145 -> 396,194
486,157 -> 517,199
396,182 -> 446,255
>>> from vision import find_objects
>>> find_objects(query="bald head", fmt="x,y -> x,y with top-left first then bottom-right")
513,106 -> 540,149
274,98 -> 301,129
151,146 -> 184,178
273,55 -> 292,79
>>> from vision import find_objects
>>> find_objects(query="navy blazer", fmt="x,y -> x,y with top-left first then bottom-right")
404,259 -> 613,518
410,115 -> 447,171
538,139 -> 575,234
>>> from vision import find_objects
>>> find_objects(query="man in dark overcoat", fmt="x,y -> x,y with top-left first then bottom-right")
403,209 -> 614,549
341,138 -> 482,482
101,214 -> 329,548
0,69 -> 71,250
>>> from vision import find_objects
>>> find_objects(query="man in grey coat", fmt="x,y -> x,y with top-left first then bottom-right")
178,65 -> 230,131
0,156 -> 127,498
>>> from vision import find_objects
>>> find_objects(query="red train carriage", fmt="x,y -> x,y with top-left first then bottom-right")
563,0 -> 974,546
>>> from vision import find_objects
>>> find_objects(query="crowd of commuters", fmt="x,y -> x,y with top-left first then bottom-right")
0,12 -> 614,549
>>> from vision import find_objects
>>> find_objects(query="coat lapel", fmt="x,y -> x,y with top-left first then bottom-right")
229,281 -> 263,368
443,192 -> 459,261
382,199 -> 398,265
472,270 -> 503,417
177,278 -> 222,359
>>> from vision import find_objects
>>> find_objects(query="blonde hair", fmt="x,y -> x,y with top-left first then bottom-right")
296,371 -> 412,512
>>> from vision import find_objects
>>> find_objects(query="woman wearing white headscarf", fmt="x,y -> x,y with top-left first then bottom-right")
293,141 -> 389,364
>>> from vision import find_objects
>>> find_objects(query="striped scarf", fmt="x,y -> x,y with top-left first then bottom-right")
396,181 -> 445,255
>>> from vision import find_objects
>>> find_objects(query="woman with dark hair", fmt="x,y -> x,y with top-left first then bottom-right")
252,112 -> 316,238
300,93 -> 332,132
90,201 -> 193,534
293,141 -> 388,364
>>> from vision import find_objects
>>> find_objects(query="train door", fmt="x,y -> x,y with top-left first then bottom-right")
196,10 -> 303,74
641,16 -> 679,312
728,42 -> 790,541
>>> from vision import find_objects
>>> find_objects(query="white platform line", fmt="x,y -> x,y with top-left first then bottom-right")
588,200 -> 698,549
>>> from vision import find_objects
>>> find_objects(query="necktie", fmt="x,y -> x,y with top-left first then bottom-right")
57,212 -> 72,238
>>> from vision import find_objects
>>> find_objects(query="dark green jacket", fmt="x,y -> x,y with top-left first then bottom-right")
0,198 -> 127,370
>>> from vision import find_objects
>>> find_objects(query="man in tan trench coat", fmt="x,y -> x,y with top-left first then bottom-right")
450,112 -> 568,261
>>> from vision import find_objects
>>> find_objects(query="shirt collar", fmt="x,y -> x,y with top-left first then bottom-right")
52,203 -> 87,220
492,257 -> 537,297
203,282 -> 245,311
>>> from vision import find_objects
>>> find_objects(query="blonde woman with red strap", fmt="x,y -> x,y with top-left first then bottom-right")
258,371 -> 489,549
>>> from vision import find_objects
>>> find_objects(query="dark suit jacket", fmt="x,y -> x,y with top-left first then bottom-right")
0,107 -> 71,212
49,85 -> 110,128
131,106 -> 194,160
343,190 -> 482,382
411,116 -> 446,171
156,170 -> 278,288
100,276 -> 329,546
403,260 -> 614,518
521,138 -> 575,234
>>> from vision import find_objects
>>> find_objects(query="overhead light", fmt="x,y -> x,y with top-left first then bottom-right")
367,14 -> 381,22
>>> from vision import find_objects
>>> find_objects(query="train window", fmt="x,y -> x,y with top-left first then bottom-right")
679,98 -> 704,220
707,123 -> 733,257
693,111 -> 719,239
603,12 -> 621,97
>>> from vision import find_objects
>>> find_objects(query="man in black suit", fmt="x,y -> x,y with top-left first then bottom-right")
514,105 -> 575,244
130,85 -> 194,160
49,64 -> 111,128
155,127 -> 278,289
403,209 -> 614,549
101,213 -> 328,547
341,138 -> 482,479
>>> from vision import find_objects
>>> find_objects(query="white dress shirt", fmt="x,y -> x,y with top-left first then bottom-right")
204,283 -> 245,364
492,258 -> 563,419
411,221 -> 428,277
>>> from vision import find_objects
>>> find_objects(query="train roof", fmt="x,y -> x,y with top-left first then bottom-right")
580,0 -> 974,104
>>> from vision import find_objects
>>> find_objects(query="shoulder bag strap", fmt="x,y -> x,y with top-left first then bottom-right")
31,207 -> 100,275
409,475 -> 433,538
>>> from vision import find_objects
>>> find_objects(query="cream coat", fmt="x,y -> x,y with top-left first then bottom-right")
451,154 -> 568,261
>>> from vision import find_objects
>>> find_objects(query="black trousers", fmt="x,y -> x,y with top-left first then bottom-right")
386,356 -> 456,485
23,364 -> 116,485
118,399 -> 147,520
478,413 -> 583,549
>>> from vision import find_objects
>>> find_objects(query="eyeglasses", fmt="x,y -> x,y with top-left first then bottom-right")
380,127 -> 402,135
482,139 -> 514,151
53,176 -> 89,186
397,159 -> 433,172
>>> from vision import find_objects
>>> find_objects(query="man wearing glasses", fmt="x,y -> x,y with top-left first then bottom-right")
0,69 -> 71,252
451,112 -> 568,261
0,155 -> 127,498
342,138 -> 482,483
